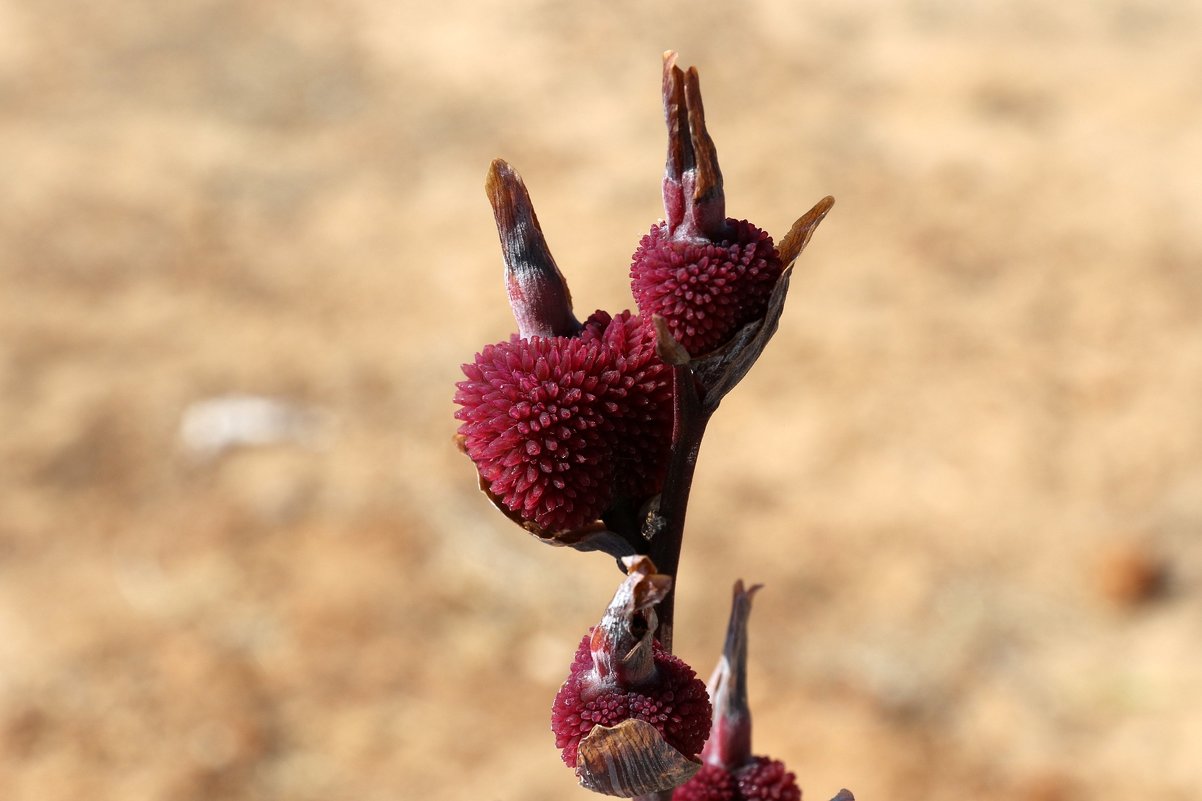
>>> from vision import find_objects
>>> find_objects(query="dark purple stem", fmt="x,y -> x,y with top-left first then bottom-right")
628,359 -> 711,801
628,368 -> 708,801
645,363 -> 711,654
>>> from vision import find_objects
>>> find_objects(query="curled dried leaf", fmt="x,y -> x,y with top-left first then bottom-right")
777,195 -> 835,268
576,718 -> 702,797
617,556 -> 673,614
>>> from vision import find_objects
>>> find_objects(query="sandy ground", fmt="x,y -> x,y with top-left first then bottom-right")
2,1 -> 1202,799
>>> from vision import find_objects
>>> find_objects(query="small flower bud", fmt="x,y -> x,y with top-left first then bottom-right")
552,557 -> 712,795
672,582 -> 803,801
632,55 -> 784,357
486,159 -> 581,339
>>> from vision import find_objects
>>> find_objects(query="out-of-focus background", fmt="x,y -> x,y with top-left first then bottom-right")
2,1 -> 1201,799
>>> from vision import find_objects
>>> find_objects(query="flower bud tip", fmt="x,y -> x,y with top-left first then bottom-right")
486,159 -> 580,339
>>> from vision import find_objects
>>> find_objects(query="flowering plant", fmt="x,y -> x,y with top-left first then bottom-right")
454,52 -> 846,800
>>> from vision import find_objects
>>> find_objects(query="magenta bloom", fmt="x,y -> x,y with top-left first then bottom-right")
455,309 -> 673,534
629,52 -> 789,358
551,557 -> 712,792
454,335 -> 619,533
456,160 -> 677,535
581,310 -> 674,500
674,758 -> 801,801
631,218 -> 782,356
552,632 -> 711,769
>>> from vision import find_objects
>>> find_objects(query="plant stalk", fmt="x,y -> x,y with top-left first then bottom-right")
646,363 -> 710,653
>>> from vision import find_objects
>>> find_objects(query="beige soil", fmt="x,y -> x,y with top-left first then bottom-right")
2,1 -> 1201,799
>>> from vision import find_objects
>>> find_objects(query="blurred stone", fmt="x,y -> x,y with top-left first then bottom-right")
179,395 -> 331,460
1095,541 -> 1168,607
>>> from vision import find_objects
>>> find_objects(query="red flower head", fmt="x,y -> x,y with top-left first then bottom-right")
455,335 -> 620,533
455,161 -> 674,536
630,53 -> 784,357
581,310 -> 674,500
552,557 -> 712,795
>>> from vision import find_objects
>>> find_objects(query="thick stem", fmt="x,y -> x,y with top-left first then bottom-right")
645,364 -> 711,654
630,367 -> 709,801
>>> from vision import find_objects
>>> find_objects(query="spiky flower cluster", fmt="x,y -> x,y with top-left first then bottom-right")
455,309 -> 671,533
674,757 -> 801,801
454,155 -> 677,535
631,218 -> 782,356
552,632 -> 711,768
581,310 -> 675,499
455,334 -> 619,533
550,557 -> 712,796
455,52 -> 809,536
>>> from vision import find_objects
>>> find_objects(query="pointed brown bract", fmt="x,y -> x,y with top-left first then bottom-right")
634,53 -> 830,361
487,159 -> 580,340
776,195 -> 836,268
701,581 -> 761,770
672,582 -> 803,801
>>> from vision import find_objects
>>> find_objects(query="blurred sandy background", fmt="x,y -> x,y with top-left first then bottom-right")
2,1 -> 1201,799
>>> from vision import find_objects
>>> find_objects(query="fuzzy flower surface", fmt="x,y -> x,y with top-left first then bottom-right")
551,557 -> 712,790
455,307 -> 673,535
551,631 -> 711,769
631,218 -> 782,356
627,53 -> 789,358
674,758 -> 801,801
581,310 -> 674,500
454,335 -> 619,533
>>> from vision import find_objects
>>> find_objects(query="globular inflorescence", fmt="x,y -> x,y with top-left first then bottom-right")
454,308 -> 673,534
454,334 -> 621,533
631,218 -> 782,357
674,758 -> 801,801
552,632 -> 711,769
